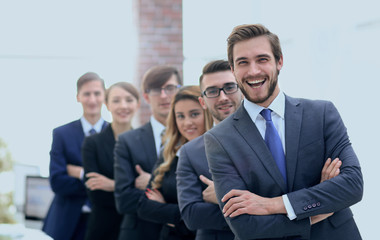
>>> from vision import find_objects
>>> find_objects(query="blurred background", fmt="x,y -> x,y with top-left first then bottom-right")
0,0 -> 378,238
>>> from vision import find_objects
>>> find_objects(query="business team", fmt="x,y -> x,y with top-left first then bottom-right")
44,23 -> 362,240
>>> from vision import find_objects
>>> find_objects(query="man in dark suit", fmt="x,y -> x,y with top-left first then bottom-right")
176,60 -> 243,240
204,24 -> 363,240
43,72 -> 107,240
114,65 -> 182,240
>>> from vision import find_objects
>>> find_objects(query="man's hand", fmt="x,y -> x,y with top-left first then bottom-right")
85,172 -> 115,192
135,165 -> 151,190
320,158 -> 341,183
67,164 -> 83,179
222,189 -> 286,218
310,157 -> 341,224
199,175 -> 218,204
145,188 -> 166,203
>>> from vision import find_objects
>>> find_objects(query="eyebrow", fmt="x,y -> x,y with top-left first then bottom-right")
257,54 -> 271,59
235,54 -> 272,62
206,82 -> 236,89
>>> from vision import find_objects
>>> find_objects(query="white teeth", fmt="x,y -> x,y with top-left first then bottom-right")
247,79 -> 265,84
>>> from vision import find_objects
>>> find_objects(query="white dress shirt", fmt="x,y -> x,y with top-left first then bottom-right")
150,116 -> 166,157
80,116 -> 105,137
243,92 -> 297,220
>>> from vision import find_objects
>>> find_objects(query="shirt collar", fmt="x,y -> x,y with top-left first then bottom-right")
80,117 -> 105,136
150,115 -> 165,139
243,91 -> 285,122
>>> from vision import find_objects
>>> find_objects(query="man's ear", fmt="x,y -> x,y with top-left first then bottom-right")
143,93 -> 150,104
277,55 -> 283,71
198,96 -> 207,110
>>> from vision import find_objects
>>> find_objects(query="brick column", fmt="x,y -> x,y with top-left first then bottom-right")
133,0 -> 183,125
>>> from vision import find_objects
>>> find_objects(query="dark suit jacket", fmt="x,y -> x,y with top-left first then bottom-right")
114,122 -> 162,240
82,124 -> 123,240
177,136 -> 234,240
43,120 -> 107,240
204,96 -> 363,240
138,156 -> 195,240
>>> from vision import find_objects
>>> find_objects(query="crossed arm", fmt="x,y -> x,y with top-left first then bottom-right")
222,158 -> 341,225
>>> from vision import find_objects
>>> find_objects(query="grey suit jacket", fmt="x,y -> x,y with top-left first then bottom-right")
114,122 -> 162,240
204,96 -> 363,240
177,135 -> 234,240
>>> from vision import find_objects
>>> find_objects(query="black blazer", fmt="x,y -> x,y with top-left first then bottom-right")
204,96 -> 363,240
177,135 -> 234,240
138,156 -> 195,240
82,124 -> 123,240
114,122 -> 162,240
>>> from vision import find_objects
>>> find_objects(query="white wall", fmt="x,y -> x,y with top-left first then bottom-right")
0,1 -> 137,176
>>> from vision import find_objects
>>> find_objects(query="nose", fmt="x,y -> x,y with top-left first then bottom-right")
88,93 -> 97,103
184,117 -> 193,126
159,89 -> 168,98
120,99 -> 128,108
247,62 -> 261,76
218,89 -> 229,101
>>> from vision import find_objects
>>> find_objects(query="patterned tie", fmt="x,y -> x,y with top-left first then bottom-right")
260,109 -> 287,184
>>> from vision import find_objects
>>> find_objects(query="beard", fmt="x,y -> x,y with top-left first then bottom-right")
209,100 -> 238,123
238,70 -> 279,105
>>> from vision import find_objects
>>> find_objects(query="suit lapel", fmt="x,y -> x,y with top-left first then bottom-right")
233,106 -> 288,193
284,95 -> 302,192
139,122 -> 157,169
74,119 -> 85,144
101,121 -> 109,130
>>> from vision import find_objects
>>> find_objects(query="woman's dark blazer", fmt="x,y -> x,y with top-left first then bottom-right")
82,124 -> 123,240
137,155 -> 195,240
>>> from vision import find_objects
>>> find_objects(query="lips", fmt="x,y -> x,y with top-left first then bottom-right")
183,128 -> 196,135
246,78 -> 266,88
117,111 -> 131,118
159,102 -> 171,108
217,103 -> 233,111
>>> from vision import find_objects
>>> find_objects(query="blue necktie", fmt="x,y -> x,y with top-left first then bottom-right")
89,128 -> 97,135
260,109 -> 287,184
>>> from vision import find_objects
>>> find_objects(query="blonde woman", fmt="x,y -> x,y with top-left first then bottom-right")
137,85 -> 213,240
82,82 -> 140,240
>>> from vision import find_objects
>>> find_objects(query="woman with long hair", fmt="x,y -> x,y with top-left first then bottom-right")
137,85 -> 213,240
82,82 -> 140,240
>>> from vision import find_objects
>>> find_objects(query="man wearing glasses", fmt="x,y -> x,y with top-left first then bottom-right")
114,65 -> 182,240
177,60 -> 243,240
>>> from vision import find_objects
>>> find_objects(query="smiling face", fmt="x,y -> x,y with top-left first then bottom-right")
106,86 -> 139,125
77,80 -> 105,119
199,70 -> 242,124
174,99 -> 205,141
143,74 -> 179,125
232,36 -> 283,108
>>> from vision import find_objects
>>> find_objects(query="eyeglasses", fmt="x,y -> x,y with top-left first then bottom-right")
146,84 -> 181,96
202,83 -> 239,98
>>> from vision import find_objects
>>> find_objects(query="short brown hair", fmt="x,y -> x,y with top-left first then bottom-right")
227,24 -> 282,69
105,82 -> 140,103
76,72 -> 105,93
199,60 -> 230,90
142,65 -> 182,93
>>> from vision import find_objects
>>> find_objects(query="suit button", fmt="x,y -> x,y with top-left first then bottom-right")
303,206 -> 308,211
312,203 -> 316,208
316,202 -> 321,207
308,205 -> 312,209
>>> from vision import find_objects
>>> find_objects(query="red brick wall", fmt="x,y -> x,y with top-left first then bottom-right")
133,0 -> 183,125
